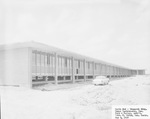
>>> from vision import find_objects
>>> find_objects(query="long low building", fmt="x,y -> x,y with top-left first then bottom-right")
0,42 -> 145,88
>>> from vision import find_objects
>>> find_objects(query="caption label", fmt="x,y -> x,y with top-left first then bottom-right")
112,105 -> 150,119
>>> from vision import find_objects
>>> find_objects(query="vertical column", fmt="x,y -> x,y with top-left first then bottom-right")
123,69 -> 125,77
115,67 -> 117,77
102,64 -> 105,76
114,67 -> 116,77
116,67 -> 119,77
84,59 -> 86,82
105,65 -> 108,77
126,69 -> 128,77
111,66 -> 113,78
93,62 -> 95,79
106,65 -> 108,77
45,53 -> 48,81
116,67 -> 118,78
101,64 -> 103,76
121,68 -> 123,77
118,68 -> 120,77
100,63 -> 102,75
121,68 -> 122,77
137,70 -> 139,75
109,66 -> 111,79
124,69 -> 125,77
72,57 -> 75,83
28,48 -> 32,88
54,53 -> 58,85
104,64 -> 107,76
119,68 -> 121,77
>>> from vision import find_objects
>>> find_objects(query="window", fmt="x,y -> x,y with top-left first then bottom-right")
59,57 -> 61,67
80,61 -> 82,69
47,54 -> 50,65
76,69 -> 78,74
67,59 -> 69,68
65,58 -> 67,67
78,60 -> 80,68
41,53 -> 44,66
75,60 -> 77,68
37,52 -> 41,66
62,57 -> 65,68
32,51 -> 36,65
45,53 -> 47,66
60,57 -> 63,68
70,59 -> 72,68
95,64 -> 97,70
52,56 -> 54,67
88,62 -> 90,69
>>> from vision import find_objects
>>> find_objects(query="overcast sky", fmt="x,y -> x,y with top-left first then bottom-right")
0,0 -> 150,73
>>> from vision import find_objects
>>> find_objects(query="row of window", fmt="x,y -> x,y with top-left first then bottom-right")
57,56 -> 72,68
32,50 -> 134,75
32,51 -> 55,66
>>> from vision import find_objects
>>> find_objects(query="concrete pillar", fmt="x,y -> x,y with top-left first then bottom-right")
120,68 -> 122,77
28,48 -> 32,88
113,67 -> 115,77
54,53 -> 58,85
84,59 -> 86,82
137,70 -> 139,75
115,67 -> 117,77
72,57 -> 75,83
105,64 -> 107,76
45,53 -> 48,82
93,62 -> 95,79
112,66 -> 114,77
100,63 -> 102,76
109,66 -> 111,79
116,67 -> 118,77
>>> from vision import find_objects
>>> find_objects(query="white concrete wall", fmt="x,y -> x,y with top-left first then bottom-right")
0,48 -> 31,87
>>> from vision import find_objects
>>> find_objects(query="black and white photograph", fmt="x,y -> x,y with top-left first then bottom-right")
0,0 -> 150,119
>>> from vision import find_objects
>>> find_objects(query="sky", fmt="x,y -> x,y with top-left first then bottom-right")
0,0 -> 150,73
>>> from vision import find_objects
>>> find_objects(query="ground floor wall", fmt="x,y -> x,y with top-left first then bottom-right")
0,48 -> 31,88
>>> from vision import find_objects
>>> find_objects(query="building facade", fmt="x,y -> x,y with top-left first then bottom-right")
0,42 -> 145,88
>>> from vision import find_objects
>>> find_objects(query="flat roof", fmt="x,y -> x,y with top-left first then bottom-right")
0,41 -> 135,70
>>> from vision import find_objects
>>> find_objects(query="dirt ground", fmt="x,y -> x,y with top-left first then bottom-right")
0,75 -> 150,119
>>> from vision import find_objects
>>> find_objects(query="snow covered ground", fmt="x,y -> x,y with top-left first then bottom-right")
0,75 -> 150,119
